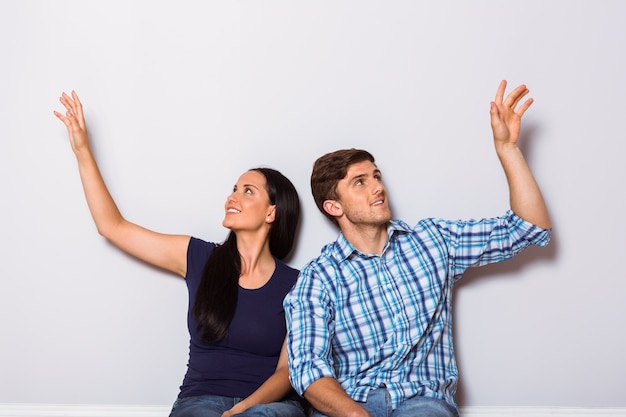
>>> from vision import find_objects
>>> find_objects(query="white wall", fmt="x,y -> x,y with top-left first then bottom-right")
1,0 -> 624,409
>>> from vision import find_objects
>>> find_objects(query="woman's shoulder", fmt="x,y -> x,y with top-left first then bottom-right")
188,236 -> 216,255
186,237 -> 216,278
274,258 -> 300,283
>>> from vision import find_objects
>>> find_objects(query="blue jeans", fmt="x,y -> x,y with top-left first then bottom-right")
169,394 -> 305,417
311,388 -> 458,417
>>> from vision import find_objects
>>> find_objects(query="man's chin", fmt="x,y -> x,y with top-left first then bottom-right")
378,210 -> 393,223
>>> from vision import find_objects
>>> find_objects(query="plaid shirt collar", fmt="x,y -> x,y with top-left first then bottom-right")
332,220 -> 412,262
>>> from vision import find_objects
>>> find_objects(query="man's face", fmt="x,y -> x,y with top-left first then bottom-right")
331,160 -> 392,228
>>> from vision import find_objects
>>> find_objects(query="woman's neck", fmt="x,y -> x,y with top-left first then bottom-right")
235,232 -> 276,289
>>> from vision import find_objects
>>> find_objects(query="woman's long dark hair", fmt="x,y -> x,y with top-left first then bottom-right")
192,168 -> 300,343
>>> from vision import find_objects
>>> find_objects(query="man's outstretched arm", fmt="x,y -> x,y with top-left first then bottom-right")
490,80 -> 552,230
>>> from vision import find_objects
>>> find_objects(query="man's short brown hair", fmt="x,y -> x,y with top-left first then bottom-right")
310,148 -> 375,225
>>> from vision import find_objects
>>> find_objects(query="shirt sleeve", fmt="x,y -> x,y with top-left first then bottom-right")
186,237 -> 215,282
284,262 -> 337,396
431,209 -> 551,279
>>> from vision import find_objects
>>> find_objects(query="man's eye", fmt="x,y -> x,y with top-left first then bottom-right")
355,180 -> 363,186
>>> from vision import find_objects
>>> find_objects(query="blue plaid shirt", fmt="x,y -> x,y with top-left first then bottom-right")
284,210 -> 551,410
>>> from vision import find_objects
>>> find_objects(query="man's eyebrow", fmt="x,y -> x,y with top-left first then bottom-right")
348,169 -> 382,183
348,173 -> 367,183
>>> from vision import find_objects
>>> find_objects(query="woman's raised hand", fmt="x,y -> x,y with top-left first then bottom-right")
53,91 -> 90,154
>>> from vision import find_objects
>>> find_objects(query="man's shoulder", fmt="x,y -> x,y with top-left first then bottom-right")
390,218 -> 443,237
302,242 -> 340,269
389,218 -> 414,231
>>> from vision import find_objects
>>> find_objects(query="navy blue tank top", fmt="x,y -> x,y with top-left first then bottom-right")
178,237 -> 299,399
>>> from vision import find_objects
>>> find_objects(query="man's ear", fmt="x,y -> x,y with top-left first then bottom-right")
323,200 -> 343,218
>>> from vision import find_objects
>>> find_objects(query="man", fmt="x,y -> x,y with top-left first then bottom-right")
284,81 -> 552,417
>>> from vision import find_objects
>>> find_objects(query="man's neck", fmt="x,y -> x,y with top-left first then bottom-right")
340,222 -> 389,255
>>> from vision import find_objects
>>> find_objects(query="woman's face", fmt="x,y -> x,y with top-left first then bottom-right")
222,170 -> 276,233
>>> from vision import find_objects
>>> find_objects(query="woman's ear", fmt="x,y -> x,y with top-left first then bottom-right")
266,205 -> 277,224
323,200 -> 343,219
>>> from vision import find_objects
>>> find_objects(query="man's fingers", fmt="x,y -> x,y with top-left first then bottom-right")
504,85 -> 529,109
516,98 -> 534,118
494,80 -> 507,104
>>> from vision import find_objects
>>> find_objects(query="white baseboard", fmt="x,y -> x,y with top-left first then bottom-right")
460,406 -> 626,416
0,404 -> 171,417
0,404 -> 625,417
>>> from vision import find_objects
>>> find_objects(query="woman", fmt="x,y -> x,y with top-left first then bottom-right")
54,91 -> 305,417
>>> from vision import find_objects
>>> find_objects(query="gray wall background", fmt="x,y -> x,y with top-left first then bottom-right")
1,0 -> 624,408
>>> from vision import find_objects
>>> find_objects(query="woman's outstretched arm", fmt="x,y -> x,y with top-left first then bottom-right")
54,91 -> 190,277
